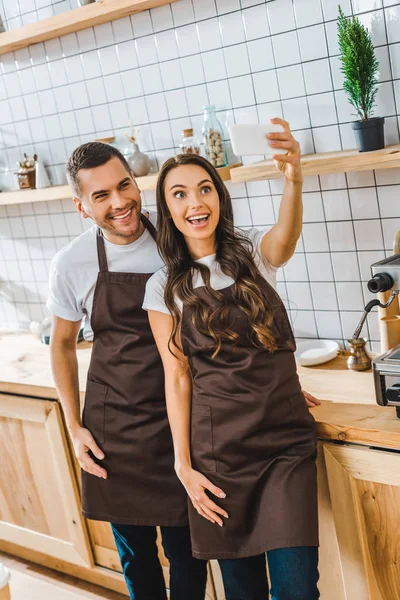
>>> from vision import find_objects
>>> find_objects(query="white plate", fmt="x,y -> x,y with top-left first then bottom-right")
295,339 -> 339,367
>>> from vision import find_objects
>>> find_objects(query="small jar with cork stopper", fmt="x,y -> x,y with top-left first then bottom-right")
179,128 -> 200,155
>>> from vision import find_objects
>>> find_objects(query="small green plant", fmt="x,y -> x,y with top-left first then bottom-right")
337,5 -> 379,121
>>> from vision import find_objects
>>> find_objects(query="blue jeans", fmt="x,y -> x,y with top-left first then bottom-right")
111,524 -> 207,600
219,547 -> 320,600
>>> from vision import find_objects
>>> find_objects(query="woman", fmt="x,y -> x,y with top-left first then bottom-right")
143,119 -> 319,600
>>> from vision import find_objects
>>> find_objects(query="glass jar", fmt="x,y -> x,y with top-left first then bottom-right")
179,128 -> 200,155
202,105 -> 227,168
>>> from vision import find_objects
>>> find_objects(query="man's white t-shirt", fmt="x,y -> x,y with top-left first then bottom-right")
142,227 -> 277,315
47,211 -> 163,341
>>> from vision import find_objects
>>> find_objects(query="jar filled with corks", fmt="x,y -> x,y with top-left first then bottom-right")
202,105 -> 227,168
179,128 -> 200,155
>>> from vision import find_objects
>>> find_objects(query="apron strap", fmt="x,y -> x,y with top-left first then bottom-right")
140,212 -> 157,242
96,228 -> 109,273
96,213 -> 157,273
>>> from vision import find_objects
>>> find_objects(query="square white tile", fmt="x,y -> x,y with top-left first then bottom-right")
104,73 -> 126,102
358,9 -> 387,47
302,222 -> 330,252
247,37 -> 275,72
140,64 -> 163,94
197,18 -> 222,52
185,83 -> 209,115
176,24 -> 199,57
135,36 -> 158,67
242,4 -> 270,40
81,50 -> 102,80
150,120 -> 173,149
180,55 -> 205,87
122,68 -> 143,99
112,16 -> 134,42
358,250 -> 385,280
313,125 -> 342,153
293,0 -> 324,27
146,92 -> 168,122
232,197 -> 252,227
282,97 -> 310,130
126,96 -> 148,125
327,221 -> 356,251
303,58 -> 333,95
69,81 -> 90,109
224,44 -> 251,77
202,49 -> 227,82
272,31 -> 300,68
286,282 -> 314,310
346,171 -> 375,188
315,310 -> 343,338
292,311 -> 318,339
161,59 -> 184,90
385,5 -> 400,43
267,0 -> 296,35
116,40 -> 139,71
277,64 -> 305,99
389,42 -> 400,78
193,0 -> 217,21
302,191 -> 324,223
165,88 -> 189,119
382,217 -> 400,249
99,46 -> 120,75
298,24 -> 328,62
248,195 -> 275,225
349,187 -> 380,219
216,0 -> 240,15
377,184 -> 400,217
331,251 -> 360,282
150,5 -> 173,32
154,30 -> 179,61
94,22 -> 115,48
336,281 -> 364,311
207,80 -> 232,110
311,281 -> 338,310
307,92 -> 337,127
283,252 -> 310,281
323,189 -> 352,221
131,11 -> 153,37
219,11 -> 246,46
171,0 -> 195,27
229,74 -> 256,107
354,219 -> 384,250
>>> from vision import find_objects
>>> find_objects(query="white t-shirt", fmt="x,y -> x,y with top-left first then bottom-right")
142,227 -> 277,315
47,211 -> 163,340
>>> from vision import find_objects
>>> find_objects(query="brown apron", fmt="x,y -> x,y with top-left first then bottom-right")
81,215 -> 187,526
181,275 -> 318,559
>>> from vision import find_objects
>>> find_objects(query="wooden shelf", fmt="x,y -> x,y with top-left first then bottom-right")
230,144 -> 400,183
0,163 -> 241,206
0,0 -> 178,56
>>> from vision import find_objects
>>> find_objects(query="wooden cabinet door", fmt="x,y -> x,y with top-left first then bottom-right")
0,394 -> 93,568
324,443 -> 400,600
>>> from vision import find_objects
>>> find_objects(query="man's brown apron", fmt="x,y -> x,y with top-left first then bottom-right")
181,275 -> 318,559
81,215 -> 187,525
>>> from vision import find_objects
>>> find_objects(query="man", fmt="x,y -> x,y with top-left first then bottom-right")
47,142 -> 207,600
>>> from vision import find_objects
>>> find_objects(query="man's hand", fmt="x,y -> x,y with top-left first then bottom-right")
302,390 -> 321,408
71,426 -> 107,479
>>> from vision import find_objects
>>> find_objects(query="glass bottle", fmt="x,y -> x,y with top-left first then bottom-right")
179,128 -> 200,155
202,105 -> 227,168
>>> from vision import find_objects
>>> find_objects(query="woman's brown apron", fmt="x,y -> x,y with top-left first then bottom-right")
81,215 -> 187,526
181,275 -> 318,559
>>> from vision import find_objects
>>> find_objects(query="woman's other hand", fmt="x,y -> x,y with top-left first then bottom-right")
177,465 -> 229,526
302,389 -> 321,408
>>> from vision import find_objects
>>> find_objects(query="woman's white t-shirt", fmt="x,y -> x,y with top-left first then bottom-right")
142,228 -> 277,315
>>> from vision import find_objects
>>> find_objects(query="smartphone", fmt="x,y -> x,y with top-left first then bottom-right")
229,123 -> 288,157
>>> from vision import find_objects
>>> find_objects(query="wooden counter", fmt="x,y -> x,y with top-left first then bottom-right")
1,333 -> 400,599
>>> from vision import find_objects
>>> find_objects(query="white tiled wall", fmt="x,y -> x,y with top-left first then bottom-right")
1,0 -> 400,352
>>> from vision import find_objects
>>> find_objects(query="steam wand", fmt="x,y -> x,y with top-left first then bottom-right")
352,290 -> 399,340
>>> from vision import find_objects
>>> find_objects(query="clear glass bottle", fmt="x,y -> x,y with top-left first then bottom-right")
202,105 -> 227,168
179,128 -> 200,155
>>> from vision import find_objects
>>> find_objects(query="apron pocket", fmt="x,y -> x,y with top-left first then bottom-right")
191,404 -> 216,473
82,379 -> 108,444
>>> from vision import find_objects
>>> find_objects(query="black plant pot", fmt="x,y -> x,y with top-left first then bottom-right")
351,117 -> 385,152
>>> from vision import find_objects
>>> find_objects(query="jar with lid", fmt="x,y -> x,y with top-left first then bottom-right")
179,128 -> 200,155
202,105 -> 227,168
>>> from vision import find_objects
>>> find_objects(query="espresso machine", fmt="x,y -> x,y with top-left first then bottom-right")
368,254 -> 400,418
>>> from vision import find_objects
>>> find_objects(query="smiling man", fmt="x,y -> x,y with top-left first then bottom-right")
47,142 -> 207,600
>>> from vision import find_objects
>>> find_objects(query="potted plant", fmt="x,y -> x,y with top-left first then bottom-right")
337,6 -> 384,152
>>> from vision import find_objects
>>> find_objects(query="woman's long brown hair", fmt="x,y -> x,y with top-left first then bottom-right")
156,154 -> 277,357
